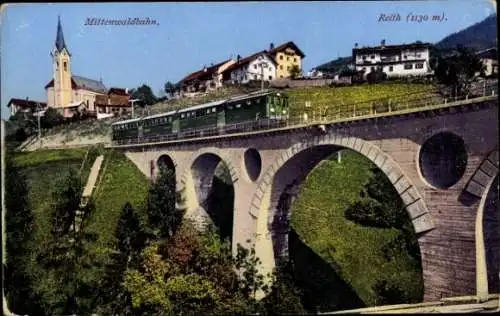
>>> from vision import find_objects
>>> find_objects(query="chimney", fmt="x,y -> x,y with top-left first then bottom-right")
237,54 -> 241,63
354,42 -> 358,48
269,42 -> 274,51
381,39 -> 386,47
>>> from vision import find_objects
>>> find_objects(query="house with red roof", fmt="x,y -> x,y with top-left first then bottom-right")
179,59 -> 235,93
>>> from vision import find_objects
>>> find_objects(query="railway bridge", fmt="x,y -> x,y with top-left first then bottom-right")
111,93 -> 499,303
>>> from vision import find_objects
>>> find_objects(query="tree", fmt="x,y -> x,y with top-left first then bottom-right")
431,45 -> 485,96
131,84 -> 158,106
366,69 -> 387,84
147,167 -> 184,239
289,65 -> 302,79
41,107 -> 65,129
164,81 -> 177,98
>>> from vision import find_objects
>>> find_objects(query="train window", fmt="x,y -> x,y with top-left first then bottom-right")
270,108 -> 275,112
212,107 -> 216,113
181,113 -> 185,118
247,100 -> 251,105
228,105 -> 233,110
282,110 -> 287,114
206,109 -> 210,114
236,104 -> 241,108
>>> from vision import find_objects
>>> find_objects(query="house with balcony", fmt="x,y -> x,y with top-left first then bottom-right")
352,40 -> 433,78
222,51 -> 277,84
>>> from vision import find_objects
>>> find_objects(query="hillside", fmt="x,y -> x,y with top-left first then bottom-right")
435,13 -> 497,51
314,56 -> 353,73
17,82 -> 440,151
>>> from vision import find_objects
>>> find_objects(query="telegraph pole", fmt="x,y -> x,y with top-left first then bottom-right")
129,99 -> 140,119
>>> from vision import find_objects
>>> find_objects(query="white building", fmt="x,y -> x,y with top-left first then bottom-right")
222,51 -> 277,84
476,47 -> 498,77
352,40 -> 433,78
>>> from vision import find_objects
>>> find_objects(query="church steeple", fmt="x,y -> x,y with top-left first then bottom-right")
55,15 -> 69,54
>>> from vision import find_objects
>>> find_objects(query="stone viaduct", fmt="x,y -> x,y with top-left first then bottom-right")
113,96 -> 499,302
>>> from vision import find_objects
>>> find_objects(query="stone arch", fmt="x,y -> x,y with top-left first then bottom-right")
249,134 -> 435,236
149,152 -> 179,179
180,147 -> 239,190
179,147 -> 239,229
472,149 -> 499,300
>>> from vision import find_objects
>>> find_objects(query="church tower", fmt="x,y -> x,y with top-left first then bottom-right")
51,16 -> 72,108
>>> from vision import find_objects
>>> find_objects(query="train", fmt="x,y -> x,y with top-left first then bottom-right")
111,90 -> 290,145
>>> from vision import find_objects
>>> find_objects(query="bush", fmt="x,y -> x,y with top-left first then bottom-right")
367,70 -> 388,84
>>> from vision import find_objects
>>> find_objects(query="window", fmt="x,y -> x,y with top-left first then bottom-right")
404,64 -> 413,70
362,67 -> 366,72
56,61 -> 59,69
294,58 -> 297,62
287,66 -> 290,70
280,65 -> 283,70
280,55 -> 283,60
181,113 -> 185,118
254,75 -> 257,80
236,104 -> 241,108
280,75 -> 283,78
254,65 -> 257,69
246,100 -> 251,105
269,75 -> 272,80
206,109 -> 210,114
370,55 -> 375,59
287,56 -> 290,61
228,105 -> 233,110
362,56 -> 367,60
389,66 -> 393,72
415,63 -> 424,69
371,66 -> 375,71
63,62 -> 67,71
212,107 -> 216,113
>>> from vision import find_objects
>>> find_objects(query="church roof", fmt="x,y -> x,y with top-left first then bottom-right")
55,16 -> 70,54
44,75 -> 107,93
72,75 -> 107,93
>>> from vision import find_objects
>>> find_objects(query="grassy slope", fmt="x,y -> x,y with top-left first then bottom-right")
11,148 -> 150,276
88,150 -> 150,250
13,149 -> 88,246
287,82 -> 440,112
290,150 -> 423,306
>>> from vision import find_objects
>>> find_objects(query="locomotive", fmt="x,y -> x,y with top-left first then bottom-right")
111,90 -> 290,145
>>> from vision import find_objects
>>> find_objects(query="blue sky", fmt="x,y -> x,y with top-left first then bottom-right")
0,1 -> 496,119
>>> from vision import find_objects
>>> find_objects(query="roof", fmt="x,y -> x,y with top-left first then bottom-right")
226,90 -> 274,103
177,99 -> 227,113
7,98 -> 47,108
108,87 -> 129,95
55,16 -> 70,54
223,51 -> 276,74
180,59 -> 233,84
476,47 -> 497,60
72,75 -> 107,93
268,41 -> 306,58
142,110 -> 178,120
66,101 -> 86,108
353,42 -> 432,54
112,117 -> 141,125
44,75 -> 107,93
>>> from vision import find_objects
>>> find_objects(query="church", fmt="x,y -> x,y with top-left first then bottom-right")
44,17 -> 131,118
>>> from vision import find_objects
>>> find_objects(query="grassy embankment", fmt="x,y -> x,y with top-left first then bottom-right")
11,147 -> 150,287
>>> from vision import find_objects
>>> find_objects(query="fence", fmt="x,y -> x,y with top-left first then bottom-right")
113,80 -> 498,146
